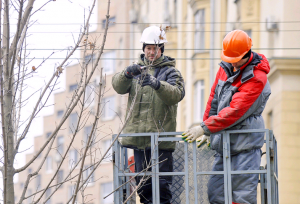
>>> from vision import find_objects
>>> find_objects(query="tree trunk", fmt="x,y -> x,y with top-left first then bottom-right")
3,63 -> 15,204
2,0 -> 15,202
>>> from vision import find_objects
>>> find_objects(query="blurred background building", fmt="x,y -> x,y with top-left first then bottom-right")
14,0 -> 300,203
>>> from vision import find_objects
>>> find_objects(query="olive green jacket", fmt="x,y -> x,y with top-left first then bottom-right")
112,54 -> 185,151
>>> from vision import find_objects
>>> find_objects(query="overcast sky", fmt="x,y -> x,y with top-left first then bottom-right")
12,0 -> 98,179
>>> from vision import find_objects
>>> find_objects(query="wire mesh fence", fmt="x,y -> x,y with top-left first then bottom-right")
170,142 -> 215,204
113,130 -> 278,204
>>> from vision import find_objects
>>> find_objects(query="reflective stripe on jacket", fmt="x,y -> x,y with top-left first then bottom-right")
112,54 -> 185,151
200,52 -> 271,154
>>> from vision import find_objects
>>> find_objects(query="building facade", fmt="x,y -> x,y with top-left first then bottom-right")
15,0 -> 300,203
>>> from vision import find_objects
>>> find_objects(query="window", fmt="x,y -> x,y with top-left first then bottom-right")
194,9 -> 205,52
164,0 -> 170,23
84,85 -> 95,106
45,188 -> 51,204
119,38 -> 124,59
27,189 -> 33,204
57,170 -> 64,185
37,151 -> 42,158
244,29 -> 252,38
83,126 -> 95,147
194,80 -> 205,123
235,0 -> 241,21
102,96 -> 115,120
69,149 -> 78,169
57,110 -> 64,118
93,75 -> 105,88
83,165 -> 94,185
103,140 -> 112,162
46,132 -> 52,138
101,51 -> 116,75
69,84 -> 78,92
84,54 -> 96,65
68,185 -> 77,201
173,0 -> 177,25
102,16 -> 116,29
46,156 -> 52,173
57,136 -> 64,155
69,113 -> 78,133
36,174 -> 41,191
268,111 -> 273,130
101,182 -> 113,204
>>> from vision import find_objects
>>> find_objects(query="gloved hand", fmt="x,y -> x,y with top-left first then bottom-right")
124,64 -> 141,78
181,126 -> 204,143
138,73 -> 161,90
196,135 -> 210,148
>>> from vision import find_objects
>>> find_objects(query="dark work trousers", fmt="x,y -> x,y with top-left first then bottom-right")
134,149 -> 173,204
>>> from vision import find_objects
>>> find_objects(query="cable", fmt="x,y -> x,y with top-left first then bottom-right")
14,21 -> 300,25
24,57 -> 300,60
22,48 -> 300,51
17,30 -> 300,34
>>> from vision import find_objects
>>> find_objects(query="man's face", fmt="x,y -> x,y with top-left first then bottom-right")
144,45 -> 162,61
231,57 -> 249,70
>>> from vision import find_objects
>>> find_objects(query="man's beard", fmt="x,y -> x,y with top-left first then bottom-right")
146,55 -> 156,61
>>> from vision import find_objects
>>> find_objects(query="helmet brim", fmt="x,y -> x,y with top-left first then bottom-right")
221,50 -> 248,63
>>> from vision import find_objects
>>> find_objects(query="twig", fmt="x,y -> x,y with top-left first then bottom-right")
17,134 -> 56,204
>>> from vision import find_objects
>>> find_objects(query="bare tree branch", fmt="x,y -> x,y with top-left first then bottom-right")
14,0 -> 100,171
17,134 -> 56,204
71,66 -> 103,204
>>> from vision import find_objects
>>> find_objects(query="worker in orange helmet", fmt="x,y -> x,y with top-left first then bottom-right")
182,30 -> 271,204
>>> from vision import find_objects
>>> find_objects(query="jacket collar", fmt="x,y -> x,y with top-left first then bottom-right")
138,54 -> 176,68
219,52 -> 263,84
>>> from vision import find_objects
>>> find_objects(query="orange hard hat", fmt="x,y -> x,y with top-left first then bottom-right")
221,30 -> 252,63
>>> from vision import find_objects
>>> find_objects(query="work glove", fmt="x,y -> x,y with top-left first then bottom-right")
181,126 -> 204,143
124,64 -> 141,78
196,135 -> 210,148
138,73 -> 161,90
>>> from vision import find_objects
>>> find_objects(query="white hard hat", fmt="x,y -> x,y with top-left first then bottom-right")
140,26 -> 168,44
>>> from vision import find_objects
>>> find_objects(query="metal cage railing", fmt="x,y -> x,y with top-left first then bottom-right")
112,129 -> 278,204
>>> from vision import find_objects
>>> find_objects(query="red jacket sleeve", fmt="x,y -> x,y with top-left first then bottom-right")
203,69 -> 267,134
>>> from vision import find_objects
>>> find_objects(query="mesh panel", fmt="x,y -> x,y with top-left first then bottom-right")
196,175 -> 212,204
171,142 -> 215,204
171,144 -> 185,203
170,175 -> 185,203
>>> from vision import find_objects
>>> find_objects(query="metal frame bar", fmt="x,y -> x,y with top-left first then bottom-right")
266,130 -> 272,204
260,166 -> 266,204
112,130 -> 278,204
112,134 -> 118,204
184,140 -> 190,204
124,148 -> 130,204
151,133 -> 156,204
223,131 -> 230,204
192,142 -> 198,203
154,133 -> 160,204
120,146 -> 125,202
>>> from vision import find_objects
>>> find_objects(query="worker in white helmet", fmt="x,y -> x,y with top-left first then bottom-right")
112,26 -> 185,204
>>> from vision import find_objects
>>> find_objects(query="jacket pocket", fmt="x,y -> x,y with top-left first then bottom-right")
129,81 -> 143,123
210,133 -> 223,154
